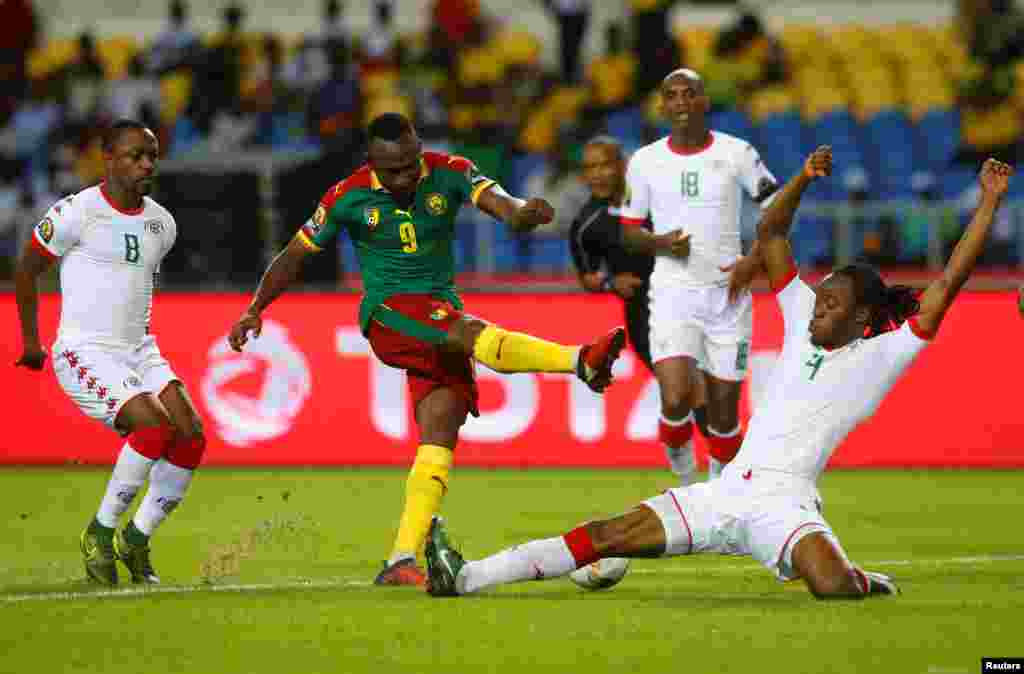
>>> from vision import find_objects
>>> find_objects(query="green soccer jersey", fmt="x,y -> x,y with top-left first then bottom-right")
298,152 -> 497,333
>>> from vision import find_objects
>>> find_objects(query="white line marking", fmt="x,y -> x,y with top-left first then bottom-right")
2,554 -> 1021,604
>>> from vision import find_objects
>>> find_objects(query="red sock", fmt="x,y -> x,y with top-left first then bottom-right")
563,526 -> 599,568
658,414 -> 694,449
707,427 -> 743,463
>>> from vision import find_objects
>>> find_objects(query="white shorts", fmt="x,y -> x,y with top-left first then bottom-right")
52,335 -> 180,433
642,468 -> 835,581
648,284 -> 752,381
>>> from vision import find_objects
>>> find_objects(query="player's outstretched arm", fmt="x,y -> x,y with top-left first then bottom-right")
228,235 -> 313,352
754,145 -> 832,288
475,185 -> 554,234
621,226 -> 691,258
915,159 -> 1013,337
14,237 -> 56,370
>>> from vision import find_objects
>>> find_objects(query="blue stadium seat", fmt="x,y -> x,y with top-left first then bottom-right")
709,109 -> 755,141
508,154 -> 547,198
811,110 -> 867,201
915,109 -> 960,172
939,166 -> 977,200
756,111 -> 805,183
604,106 -> 645,147
790,215 -> 833,266
863,110 -> 916,199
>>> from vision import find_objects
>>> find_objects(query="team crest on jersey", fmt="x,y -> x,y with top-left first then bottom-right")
430,307 -> 448,321
37,217 -> 54,243
310,205 -> 327,233
425,193 -> 448,216
364,207 -> 380,230
145,219 -> 164,235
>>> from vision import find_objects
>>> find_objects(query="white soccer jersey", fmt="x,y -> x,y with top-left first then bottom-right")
32,184 -> 177,349
620,131 -> 779,288
731,269 -> 931,481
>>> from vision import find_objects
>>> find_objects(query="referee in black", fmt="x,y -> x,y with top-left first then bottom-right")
568,136 -> 708,433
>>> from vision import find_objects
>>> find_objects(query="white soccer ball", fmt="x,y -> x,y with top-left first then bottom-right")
568,557 -> 631,590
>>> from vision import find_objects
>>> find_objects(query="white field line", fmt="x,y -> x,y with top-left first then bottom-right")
2,553 -> 1022,604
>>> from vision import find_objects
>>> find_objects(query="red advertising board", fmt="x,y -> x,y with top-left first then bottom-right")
4,291 -> 1023,467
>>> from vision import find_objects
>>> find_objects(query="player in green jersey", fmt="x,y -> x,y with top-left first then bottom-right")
228,113 -> 646,586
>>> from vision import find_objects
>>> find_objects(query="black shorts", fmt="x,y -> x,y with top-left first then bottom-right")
623,285 -> 652,373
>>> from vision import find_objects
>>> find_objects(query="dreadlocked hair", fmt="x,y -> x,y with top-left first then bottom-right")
833,263 -> 920,337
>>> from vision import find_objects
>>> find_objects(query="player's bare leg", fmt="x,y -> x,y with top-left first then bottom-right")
703,375 -> 744,479
654,356 -> 702,484
447,318 -> 626,393
791,532 -> 899,599
426,505 -> 667,596
81,393 -> 174,585
377,387 -> 465,587
113,382 -> 205,584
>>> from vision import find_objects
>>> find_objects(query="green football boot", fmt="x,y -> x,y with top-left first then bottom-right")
424,516 -> 465,597
115,524 -> 160,584
80,522 -> 118,586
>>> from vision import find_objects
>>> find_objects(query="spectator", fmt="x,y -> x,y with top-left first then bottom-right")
147,0 -> 201,75
0,0 -> 39,117
429,0 -> 485,71
585,22 -> 635,116
308,41 -> 363,154
187,3 -> 246,134
60,32 -> 107,132
106,54 -> 161,133
707,10 -> 787,109
362,1 -> 401,72
629,0 -> 680,96
282,0 -> 351,93
541,0 -> 591,84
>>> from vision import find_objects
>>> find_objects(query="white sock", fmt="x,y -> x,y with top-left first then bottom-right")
458,536 -> 577,594
388,552 -> 415,566
132,459 -> 193,537
95,444 -> 157,528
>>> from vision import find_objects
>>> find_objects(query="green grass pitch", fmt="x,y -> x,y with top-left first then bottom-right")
1,467 -> 1021,673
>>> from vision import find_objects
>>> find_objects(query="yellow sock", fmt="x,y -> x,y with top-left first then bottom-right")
391,444 -> 454,561
472,324 -> 577,374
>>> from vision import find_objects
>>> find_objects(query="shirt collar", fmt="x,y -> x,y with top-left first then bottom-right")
370,157 -> 430,192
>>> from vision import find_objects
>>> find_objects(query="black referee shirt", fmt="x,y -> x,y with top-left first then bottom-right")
568,197 -> 654,280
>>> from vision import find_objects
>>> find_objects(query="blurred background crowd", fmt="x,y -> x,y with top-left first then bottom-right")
2,0 -> 1024,286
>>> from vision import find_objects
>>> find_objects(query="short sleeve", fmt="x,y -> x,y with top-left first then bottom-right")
776,271 -> 816,340
298,185 -> 350,252
32,196 -> 83,260
871,320 -> 930,382
738,143 -> 780,210
163,214 -> 178,258
619,155 -> 650,227
445,155 -> 497,206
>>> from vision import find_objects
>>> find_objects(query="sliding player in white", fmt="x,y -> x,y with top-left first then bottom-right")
424,151 -> 1014,600
618,69 -> 781,483
14,120 -> 205,585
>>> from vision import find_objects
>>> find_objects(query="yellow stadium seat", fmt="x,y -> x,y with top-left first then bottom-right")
547,86 -> 589,117
362,70 -> 400,96
159,72 -> 193,125
27,38 -> 77,79
97,36 -> 139,80
800,86 -> 848,123
364,94 -> 415,126
962,101 -> 1022,150
779,24 -> 822,65
588,53 -> 637,107
676,27 -> 715,72
747,85 -> 797,123
494,28 -> 541,68
519,110 -> 558,154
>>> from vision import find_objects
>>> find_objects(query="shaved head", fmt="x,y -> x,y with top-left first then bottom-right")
583,135 -> 625,159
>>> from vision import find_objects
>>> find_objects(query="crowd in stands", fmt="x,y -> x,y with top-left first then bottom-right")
2,0 -> 1023,279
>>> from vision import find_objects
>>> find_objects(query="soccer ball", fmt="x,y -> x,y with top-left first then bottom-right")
568,557 -> 631,590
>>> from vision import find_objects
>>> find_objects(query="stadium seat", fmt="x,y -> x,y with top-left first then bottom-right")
811,110 -> 866,201
747,85 -> 797,124
939,166 -> 978,200
863,110 -> 917,198
915,108 -> 960,172
604,106 -> 644,147
756,111 -> 806,182
709,109 -> 754,141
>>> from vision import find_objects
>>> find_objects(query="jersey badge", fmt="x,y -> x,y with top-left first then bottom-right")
145,219 -> 164,235
313,205 -> 327,230
37,217 -> 54,243
364,207 -> 380,230
425,193 -> 448,216
430,306 -> 448,321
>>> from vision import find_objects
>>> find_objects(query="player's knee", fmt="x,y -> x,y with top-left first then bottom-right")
447,318 -> 487,355
660,394 -> 691,420
166,432 -> 206,470
806,569 -> 865,600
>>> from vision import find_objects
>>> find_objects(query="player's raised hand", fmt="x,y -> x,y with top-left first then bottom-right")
979,158 -> 1013,199
612,273 -> 644,300
15,344 -> 47,371
720,253 -> 762,303
228,311 -> 263,352
510,198 -> 555,231
803,146 -> 833,180
656,229 -> 691,259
